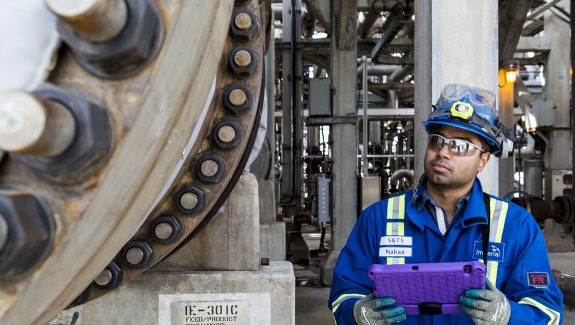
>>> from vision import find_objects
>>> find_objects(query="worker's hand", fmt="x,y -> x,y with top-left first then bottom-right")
353,294 -> 406,325
460,278 -> 511,325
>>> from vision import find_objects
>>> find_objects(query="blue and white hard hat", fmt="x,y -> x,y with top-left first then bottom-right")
422,84 -> 514,158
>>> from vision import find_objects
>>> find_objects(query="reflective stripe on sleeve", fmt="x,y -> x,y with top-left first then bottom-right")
330,293 -> 366,314
518,297 -> 560,325
386,194 -> 406,265
486,198 -> 509,284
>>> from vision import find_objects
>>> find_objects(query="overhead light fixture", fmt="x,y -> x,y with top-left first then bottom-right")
503,61 -> 519,84
505,67 -> 518,83
499,60 -> 519,87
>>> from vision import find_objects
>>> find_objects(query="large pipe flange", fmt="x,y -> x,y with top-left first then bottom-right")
0,1 -> 266,324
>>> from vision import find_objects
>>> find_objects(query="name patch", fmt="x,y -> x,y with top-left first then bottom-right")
379,247 -> 412,257
528,272 -> 550,288
380,236 -> 412,246
472,240 -> 505,263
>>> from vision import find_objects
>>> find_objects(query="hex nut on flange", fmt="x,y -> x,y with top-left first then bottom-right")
230,9 -> 260,41
93,261 -> 123,290
175,186 -> 207,215
228,46 -> 258,77
0,190 -> 55,279
223,84 -> 253,115
196,155 -> 226,183
213,120 -> 242,149
13,84 -> 112,184
150,214 -> 183,244
122,240 -> 154,269
55,0 -> 164,78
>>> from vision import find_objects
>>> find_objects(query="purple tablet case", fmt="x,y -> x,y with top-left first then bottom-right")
368,261 -> 486,315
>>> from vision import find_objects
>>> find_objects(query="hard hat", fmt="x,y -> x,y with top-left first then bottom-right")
422,84 -> 514,158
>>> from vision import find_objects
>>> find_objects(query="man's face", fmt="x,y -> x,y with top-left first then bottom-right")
424,125 -> 491,190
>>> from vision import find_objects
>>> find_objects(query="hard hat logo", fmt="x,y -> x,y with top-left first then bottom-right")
450,101 -> 474,120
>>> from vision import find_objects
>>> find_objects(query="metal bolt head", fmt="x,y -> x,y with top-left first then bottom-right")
125,247 -> 144,265
122,240 -> 154,269
14,85 -> 112,184
174,187 -> 206,215
200,159 -> 220,177
196,155 -> 226,183
222,84 -> 253,114
233,50 -> 252,68
153,222 -> 173,240
217,125 -> 236,143
230,9 -> 260,41
0,91 -> 46,152
94,269 -> 113,287
213,120 -> 242,150
179,192 -> 198,210
93,261 -> 123,290
228,89 -> 247,107
0,190 -> 55,279
228,47 -> 258,77
54,0 -> 163,78
234,12 -> 252,30
45,0 -> 100,18
150,214 -> 183,244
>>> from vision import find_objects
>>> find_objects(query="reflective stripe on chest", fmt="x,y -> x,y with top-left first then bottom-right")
381,194 -> 408,264
484,198 -> 509,284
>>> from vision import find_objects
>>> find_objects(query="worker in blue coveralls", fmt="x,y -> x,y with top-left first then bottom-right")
328,84 -> 563,324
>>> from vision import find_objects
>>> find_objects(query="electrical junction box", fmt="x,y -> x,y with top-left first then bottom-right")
317,177 -> 331,223
309,79 -> 331,116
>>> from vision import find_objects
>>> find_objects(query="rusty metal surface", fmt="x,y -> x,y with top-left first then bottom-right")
511,195 -> 574,224
552,269 -> 575,308
0,0 -> 265,324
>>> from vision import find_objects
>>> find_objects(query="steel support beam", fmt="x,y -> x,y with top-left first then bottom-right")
321,0 -> 358,286
414,0 -> 432,180
544,0 -> 572,199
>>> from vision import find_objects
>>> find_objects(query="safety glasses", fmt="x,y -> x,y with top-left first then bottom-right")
440,84 -> 496,108
427,134 -> 485,156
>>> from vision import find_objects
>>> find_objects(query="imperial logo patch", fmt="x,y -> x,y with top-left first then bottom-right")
472,240 -> 505,263
528,272 -> 550,288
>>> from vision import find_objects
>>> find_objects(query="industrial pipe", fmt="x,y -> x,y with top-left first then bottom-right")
362,56 -> 369,177
366,82 -> 414,91
390,169 -> 414,188
552,270 -> 575,308
356,65 -> 403,76
511,195 -> 573,225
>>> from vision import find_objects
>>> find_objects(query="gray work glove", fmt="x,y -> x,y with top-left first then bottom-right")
460,278 -> 511,325
353,294 -> 406,325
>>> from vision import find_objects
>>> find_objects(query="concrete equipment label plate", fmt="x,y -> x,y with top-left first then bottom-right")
159,293 -> 271,325
171,300 -> 249,325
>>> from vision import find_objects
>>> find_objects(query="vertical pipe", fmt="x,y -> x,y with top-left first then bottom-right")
362,55 -> 368,176
571,0 -> 575,205
414,0 -> 432,180
291,0 -> 298,199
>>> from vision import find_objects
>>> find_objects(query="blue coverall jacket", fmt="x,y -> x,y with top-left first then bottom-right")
329,178 -> 563,324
